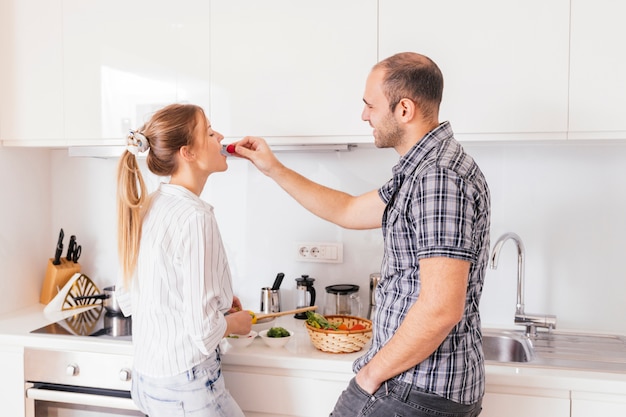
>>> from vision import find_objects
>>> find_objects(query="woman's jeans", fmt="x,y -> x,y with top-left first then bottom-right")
330,377 -> 482,417
131,351 -> 244,417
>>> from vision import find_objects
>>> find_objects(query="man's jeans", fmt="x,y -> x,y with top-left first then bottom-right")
330,377 -> 482,417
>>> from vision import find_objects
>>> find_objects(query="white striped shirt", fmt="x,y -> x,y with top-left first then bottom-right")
131,183 -> 233,377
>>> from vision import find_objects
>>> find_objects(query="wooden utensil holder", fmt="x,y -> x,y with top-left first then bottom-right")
40,258 -> 81,304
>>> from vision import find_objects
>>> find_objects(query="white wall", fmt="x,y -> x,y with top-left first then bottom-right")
2,140 -> 626,334
471,141 -> 626,333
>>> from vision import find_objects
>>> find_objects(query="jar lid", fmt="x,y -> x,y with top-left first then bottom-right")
325,284 -> 359,294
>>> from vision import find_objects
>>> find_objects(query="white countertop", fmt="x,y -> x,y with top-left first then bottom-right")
0,304 -> 133,355
2,304 -> 626,396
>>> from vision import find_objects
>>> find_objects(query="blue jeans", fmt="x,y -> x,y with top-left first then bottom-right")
330,378 -> 482,417
131,352 -> 244,417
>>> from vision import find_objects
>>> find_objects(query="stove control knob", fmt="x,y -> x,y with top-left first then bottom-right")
66,364 -> 79,376
119,368 -> 131,382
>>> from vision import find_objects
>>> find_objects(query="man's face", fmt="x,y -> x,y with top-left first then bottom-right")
361,68 -> 404,149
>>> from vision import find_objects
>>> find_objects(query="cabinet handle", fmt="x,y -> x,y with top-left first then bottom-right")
119,368 -> 132,382
65,364 -> 79,376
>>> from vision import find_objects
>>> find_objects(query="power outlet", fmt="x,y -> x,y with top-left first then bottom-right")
296,242 -> 343,263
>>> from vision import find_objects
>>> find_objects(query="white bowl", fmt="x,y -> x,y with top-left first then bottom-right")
259,328 -> 293,348
225,330 -> 257,349
251,316 -> 276,333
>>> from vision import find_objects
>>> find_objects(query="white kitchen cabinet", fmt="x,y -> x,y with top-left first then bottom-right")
209,0 -> 378,144
223,365 -> 350,417
568,0 -> 626,140
0,345 -> 25,417
571,391 -> 626,417
379,0 -> 570,142
0,0 -> 65,145
62,0 -> 210,144
482,385 -> 570,417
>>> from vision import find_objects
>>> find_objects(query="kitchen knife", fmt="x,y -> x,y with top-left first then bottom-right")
52,228 -> 64,265
271,272 -> 285,291
66,235 -> 76,261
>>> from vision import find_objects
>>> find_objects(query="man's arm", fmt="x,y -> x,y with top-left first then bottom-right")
355,257 -> 471,394
233,136 -> 385,230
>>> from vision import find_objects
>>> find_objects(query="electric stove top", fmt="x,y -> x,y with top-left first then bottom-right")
31,305 -> 132,341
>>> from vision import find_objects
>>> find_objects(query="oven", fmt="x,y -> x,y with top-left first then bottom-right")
24,348 -> 144,417
26,300 -> 143,416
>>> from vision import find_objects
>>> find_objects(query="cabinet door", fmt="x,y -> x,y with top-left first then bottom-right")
62,0 -> 209,144
379,0 -> 570,141
569,0 -> 626,139
572,391 -> 626,417
223,367 -> 349,417
482,387 -> 570,417
0,0 -> 64,145
0,346 -> 25,417
209,0 -> 377,144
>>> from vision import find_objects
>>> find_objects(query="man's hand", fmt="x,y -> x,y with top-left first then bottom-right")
230,136 -> 282,177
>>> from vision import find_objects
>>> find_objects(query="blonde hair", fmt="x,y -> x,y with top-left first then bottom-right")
116,103 -> 205,286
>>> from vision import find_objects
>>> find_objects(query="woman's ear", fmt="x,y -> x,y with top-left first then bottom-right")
179,145 -> 195,162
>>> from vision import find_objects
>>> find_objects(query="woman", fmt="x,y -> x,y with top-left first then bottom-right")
116,103 -> 251,416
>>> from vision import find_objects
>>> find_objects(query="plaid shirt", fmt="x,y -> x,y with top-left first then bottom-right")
353,121 -> 491,405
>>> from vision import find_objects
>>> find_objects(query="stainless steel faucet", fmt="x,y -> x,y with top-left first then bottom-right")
489,232 -> 557,336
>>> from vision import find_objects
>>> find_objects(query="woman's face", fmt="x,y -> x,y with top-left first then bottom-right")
190,112 -> 227,175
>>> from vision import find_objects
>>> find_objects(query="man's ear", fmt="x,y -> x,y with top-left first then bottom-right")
179,145 -> 195,161
397,98 -> 416,122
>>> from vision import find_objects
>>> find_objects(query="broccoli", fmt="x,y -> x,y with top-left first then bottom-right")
267,327 -> 290,338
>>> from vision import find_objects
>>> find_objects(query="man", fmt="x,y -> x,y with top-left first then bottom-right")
233,52 -> 490,417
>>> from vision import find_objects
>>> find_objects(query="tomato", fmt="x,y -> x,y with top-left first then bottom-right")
350,324 -> 366,331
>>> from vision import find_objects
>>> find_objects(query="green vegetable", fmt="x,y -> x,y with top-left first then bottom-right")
305,311 -> 337,330
267,327 -> 290,338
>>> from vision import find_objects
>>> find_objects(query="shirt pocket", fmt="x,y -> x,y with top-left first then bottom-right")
382,207 -> 412,272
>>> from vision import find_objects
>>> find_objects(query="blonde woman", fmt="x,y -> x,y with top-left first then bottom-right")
117,103 -> 251,417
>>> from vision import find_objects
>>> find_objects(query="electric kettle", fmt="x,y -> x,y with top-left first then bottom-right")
294,275 -> 316,319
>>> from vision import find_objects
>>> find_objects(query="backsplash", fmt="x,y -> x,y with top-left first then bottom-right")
1,140 -> 626,334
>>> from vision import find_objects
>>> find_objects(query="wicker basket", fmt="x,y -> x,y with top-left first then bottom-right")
305,315 -> 373,353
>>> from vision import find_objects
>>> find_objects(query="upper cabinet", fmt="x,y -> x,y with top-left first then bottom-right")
379,0 -> 571,142
1,0 -> 210,146
568,0 -> 626,140
62,0 -> 210,145
3,1 -> 625,146
209,0 -> 378,144
0,0 -> 65,145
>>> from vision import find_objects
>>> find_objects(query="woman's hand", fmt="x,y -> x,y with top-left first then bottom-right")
224,310 -> 253,337
227,296 -> 243,314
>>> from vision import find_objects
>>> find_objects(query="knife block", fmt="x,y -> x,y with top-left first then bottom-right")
40,258 -> 81,304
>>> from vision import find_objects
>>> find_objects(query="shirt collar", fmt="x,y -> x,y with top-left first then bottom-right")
159,182 -> 202,201
391,121 -> 453,187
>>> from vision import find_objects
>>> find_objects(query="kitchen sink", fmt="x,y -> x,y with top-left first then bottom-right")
482,331 -> 533,363
482,328 -> 626,373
